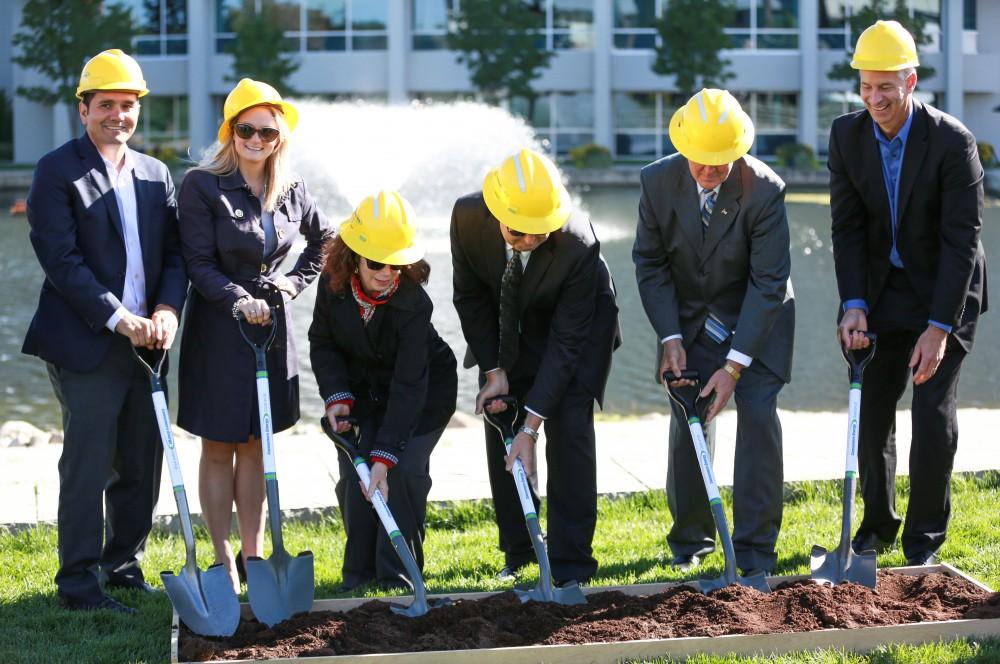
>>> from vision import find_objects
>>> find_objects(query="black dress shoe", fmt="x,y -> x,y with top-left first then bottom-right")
905,551 -> 939,567
497,562 -> 531,581
106,577 -> 157,593
851,533 -> 895,555
670,554 -> 701,573
59,594 -> 137,615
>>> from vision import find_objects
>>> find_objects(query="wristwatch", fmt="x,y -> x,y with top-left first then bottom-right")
722,363 -> 742,382
518,424 -> 540,442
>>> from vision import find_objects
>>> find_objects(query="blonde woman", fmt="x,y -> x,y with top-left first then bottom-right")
177,78 -> 332,592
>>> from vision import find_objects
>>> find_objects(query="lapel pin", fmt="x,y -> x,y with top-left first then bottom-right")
234,209 -> 244,219
721,208 -> 728,216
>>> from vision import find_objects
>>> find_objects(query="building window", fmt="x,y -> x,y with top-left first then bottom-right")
420,0 -> 592,52
511,92 -> 594,155
819,0 -> 940,52
613,0 -> 660,49
216,0 -> 387,53
614,91 -> 796,160
123,0 -> 188,56
133,95 -> 189,151
412,0 -> 458,50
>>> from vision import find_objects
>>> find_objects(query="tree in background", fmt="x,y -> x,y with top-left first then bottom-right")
447,0 -> 554,121
12,0 -> 136,131
828,0 -> 936,81
224,0 -> 300,96
652,0 -> 736,98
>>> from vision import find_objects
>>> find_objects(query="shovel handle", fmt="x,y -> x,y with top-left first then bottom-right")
482,395 -> 519,437
663,370 -> 703,420
842,332 -> 877,383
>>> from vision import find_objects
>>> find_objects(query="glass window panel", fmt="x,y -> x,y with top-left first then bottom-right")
554,0 -> 593,29
307,0 -> 346,30
755,93 -> 798,130
262,0 -> 301,31
134,38 -> 162,56
755,133 -> 796,156
510,95 -> 550,127
146,96 -> 172,134
731,0 -> 751,28
413,0 -> 453,32
614,32 -> 656,48
661,134 -> 676,156
554,132 -> 592,155
758,33 -> 798,48
121,0 -> 160,33
351,35 -> 388,50
353,0 -> 388,30
554,29 -> 593,49
282,34 -> 299,50
165,0 -> 188,33
614,93 -> 656,129
555,92 -> 593,128
178,95 -> 189,132
217,0 -> 242,34
616,133 -> 658,157
756,0 -> 797,28
818,0 -> 847,29
818,32 -> 846,49
662,93 -> 687,125
615,0 -> 656,28
964,0 -> 975,30
413,34 -> 449,49
217,37 -> 237,51
726,32 -> 753,49
307,35 -> 346,50
166,37 -> 188,54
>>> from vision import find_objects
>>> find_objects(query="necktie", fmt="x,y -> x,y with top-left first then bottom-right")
497,251 -> 523,371
701,188 -> 716,239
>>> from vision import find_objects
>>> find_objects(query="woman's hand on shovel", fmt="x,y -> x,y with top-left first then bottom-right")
325,404 -> 353,433
363,462 -> 390,503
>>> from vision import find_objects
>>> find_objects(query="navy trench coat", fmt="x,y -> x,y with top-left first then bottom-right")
177,169 -> 333,442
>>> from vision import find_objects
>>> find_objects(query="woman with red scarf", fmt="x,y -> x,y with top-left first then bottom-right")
309,191 -> 457,591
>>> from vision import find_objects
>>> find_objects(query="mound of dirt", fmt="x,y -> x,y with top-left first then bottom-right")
179,571 -> 999,662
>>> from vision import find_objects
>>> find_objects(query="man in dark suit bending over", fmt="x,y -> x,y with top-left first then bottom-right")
451,148 -> 619,586
829,21 -> 987,566
22,49 -> 187,614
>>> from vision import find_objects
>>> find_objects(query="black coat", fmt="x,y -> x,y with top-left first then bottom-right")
177,169 -> 333,442
22,135 -> 187,372
829,100 -> 987,351
309,276 -> 457,458
450,193 -> 620,416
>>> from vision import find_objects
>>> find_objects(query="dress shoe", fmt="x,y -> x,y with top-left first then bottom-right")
59,594 -> 137,616
106,577 -> 158,593
905,551 -> 939,567
670,554 -> 701,573
740,568 -> 772,578
851,533 -> 895,555
496,564 -> 523,581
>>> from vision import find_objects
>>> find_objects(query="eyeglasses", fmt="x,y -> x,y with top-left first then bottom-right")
233,123 -> 280,143
505,225 -> 546,239
364,258 -> 402,272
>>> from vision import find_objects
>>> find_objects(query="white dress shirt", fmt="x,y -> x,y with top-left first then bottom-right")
102,149 -> 148,331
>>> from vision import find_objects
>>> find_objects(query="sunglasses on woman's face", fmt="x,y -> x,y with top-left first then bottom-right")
365,258 -> 402,272
233,122 -> 280,143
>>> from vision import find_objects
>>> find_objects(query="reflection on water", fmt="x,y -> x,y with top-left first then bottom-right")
3,188 -> 999,429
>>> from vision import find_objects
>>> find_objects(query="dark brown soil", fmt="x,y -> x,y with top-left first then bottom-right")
179,572 -> 1000,661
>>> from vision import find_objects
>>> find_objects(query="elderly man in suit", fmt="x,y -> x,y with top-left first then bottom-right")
830,21 -> 986,566
633,89 -> 795,577
451,148 -> 620,586
22,50 -> 187,614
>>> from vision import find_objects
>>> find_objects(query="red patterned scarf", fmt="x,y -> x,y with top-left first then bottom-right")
350,272 -> 400,325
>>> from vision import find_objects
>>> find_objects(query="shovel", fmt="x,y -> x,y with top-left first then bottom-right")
237,306 -> 314,627
810,332 -> 878,588
663,370 -> 770,594
483,396 -> 587,605
131,347 -> 240,637
320,416 -> 449,617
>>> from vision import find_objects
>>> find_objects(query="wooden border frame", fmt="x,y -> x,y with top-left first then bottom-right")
172,564 -> 998,663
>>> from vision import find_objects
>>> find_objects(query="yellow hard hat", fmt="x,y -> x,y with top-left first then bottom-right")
339,190 -> 426,266
482,148 -> 571,235
850,20 -> 919,71
76,49 -> 149,99
668,89 -> 754,166
218,78 -> 299,143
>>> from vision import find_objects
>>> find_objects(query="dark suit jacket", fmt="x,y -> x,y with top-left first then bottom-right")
451,193 -> 620,416
22,135 -> 187,372
633,153 -> 795,383
309,276 -> 457,457
829,100 -> 987,351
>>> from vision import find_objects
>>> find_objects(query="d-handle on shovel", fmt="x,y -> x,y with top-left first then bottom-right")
483,396 -> 587,605
663,370 -> 770,594
320,417 -> 449,617
131,347 -> 240,637
810,332 -> 878,589
237,306 -> 315,627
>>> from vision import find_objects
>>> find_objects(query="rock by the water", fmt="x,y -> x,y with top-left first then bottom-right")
0,420 -> 58,447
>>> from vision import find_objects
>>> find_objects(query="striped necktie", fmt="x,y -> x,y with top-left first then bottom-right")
700,188 -> 716,239
497,251 -> 523,371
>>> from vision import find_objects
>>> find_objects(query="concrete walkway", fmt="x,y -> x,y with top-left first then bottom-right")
2,408 -> 999,528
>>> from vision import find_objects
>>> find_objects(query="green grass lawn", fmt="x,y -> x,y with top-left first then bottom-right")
3,473 -> 1000,664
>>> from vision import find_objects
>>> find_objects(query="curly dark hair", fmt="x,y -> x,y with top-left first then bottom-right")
321,235 -> 431,295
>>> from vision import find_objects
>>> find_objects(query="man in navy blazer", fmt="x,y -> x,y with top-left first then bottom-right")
22,50 -> 187,614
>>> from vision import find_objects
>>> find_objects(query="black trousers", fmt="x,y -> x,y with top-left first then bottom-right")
47,335 -> 163,603
335,425 -> 443,589
484,378 -> 598,584
665,331 -> 785,571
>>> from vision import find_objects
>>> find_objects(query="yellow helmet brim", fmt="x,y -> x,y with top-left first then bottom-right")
668,106 -> 755,166
338,219 -> 426,266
